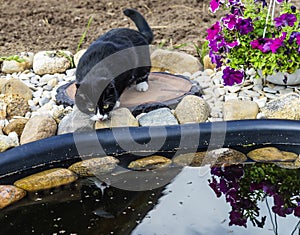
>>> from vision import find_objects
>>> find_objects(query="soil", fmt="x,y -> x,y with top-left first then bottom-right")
0,0 -> 217,57
1,0 -> 299,57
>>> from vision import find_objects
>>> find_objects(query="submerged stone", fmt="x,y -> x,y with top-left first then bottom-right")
172,152 -> 206,166
68,156 -> 120,176
247,147 -> 298,162
128,155 -> 172,170
14,168 -> 78,191
0,185 -> 26,209
275,155 -> 300,169
173,148 -> 247,167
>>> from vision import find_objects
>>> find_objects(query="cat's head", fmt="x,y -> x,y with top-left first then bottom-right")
75,82 -> 117,121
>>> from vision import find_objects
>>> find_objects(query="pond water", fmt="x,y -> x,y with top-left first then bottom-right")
0,163 -> 299,235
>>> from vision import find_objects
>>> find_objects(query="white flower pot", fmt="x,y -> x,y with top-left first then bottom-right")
265,68 -> 300,85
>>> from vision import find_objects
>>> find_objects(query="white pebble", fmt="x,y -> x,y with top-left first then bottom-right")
39,97 -> 50,106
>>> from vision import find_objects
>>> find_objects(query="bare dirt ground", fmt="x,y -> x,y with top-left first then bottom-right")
0,0 -> 215,57
1,0 -> 299,57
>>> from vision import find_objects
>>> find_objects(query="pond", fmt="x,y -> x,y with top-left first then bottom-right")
0,162 -> 299,235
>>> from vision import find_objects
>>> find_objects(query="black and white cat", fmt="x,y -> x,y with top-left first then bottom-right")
75,8 -> 153,121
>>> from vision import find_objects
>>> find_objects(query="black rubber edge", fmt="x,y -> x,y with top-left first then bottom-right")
0,119 -> 300,184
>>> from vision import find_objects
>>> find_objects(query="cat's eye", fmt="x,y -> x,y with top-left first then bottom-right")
103,104 -> 109,109
88,107 -> 95,112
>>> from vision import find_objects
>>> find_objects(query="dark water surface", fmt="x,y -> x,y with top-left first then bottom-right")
0,164 -> 299,235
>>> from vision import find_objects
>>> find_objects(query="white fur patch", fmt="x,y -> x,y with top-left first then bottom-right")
136,81 -> 149,92
90,108 -> 109,121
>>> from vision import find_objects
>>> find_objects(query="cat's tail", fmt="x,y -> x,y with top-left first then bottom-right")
123,8 -> 153,44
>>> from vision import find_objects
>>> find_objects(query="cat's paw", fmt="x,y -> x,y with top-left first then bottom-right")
136,82 -> 149,92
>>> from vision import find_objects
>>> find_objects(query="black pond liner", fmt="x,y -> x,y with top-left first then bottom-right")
0,119 -> 300,184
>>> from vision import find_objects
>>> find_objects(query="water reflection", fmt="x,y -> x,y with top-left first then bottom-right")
133,164 -> 300,235
0,164 -> 299,235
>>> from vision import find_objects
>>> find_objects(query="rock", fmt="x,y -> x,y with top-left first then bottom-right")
0,132 -> 19,152
73,49 -> 87,67
1,52 -> 34,74
33,50 -> 72,75
138,108 -> 178,126
261,93 -> 300,119
3,118 -> 28,136
205,148 -> 248,166
57,106 -> 94,134
172,148 -> 247,166
128,155 -> 172,170
203,54 -> 216,70
172,152 -> 206,166
174,95 -> 210,124
0,78 -> 32,101
275,155 -> 300,169
151,49 -> 202,74
0,94 -> 30,119
0,99 -> 6,120
95,108 -> 138,129
51,105 -> 66,123
223,100 -> 259,120
14,168 -> 78,191
20,115 -> 57,144
247,147 -> 298,162
0,185 -> 26,209
68,156 -> 120,176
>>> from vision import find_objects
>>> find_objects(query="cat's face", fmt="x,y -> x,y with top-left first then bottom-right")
75,83 -> 117,121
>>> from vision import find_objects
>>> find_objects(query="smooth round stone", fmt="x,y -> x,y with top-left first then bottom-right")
247,147 -> 298,162
172,152 -> 206,166
30,77 -> 39,85
138,108 -> 178,126
66,68 -> 76,77
275,156 -> 300,169
3,118 -> 28,136
265,93 -> 278,99
173,148 -> 247,166
174,95 -> 210,124
191,70 -> 203,79
32,89 -> 43,98
38,97 -> 50,107
68,157 -> 120,176
0,185 -> 26,209
128,155 -> 172,170
43,85 -> 53,91
263,87 -> 277,94
14,168 -> 78,191
206,148 -> 247,166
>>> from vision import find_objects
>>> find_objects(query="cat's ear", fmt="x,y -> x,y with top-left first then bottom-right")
75,83 -> 80,89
